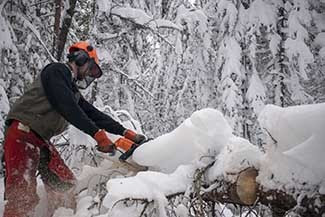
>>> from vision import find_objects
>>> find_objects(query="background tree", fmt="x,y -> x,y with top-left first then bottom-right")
1,0 -> 325,216
1,0 -> 324,149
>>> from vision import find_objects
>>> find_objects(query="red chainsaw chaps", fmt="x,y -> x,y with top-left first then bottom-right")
3,120 -> 75,217
47,144 -> 76,184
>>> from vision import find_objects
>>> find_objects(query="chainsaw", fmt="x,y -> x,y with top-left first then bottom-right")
114,137 -> 150,162
96,137 -> 150,173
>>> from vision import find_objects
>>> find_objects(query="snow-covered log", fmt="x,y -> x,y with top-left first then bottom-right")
101,104 -> 325,217
200,104 -> 325,217
203,167 -> 325,217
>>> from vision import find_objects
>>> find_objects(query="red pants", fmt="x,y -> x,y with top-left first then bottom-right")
3,121 -> 76,217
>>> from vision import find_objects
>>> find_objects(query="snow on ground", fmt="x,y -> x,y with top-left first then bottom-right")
1,103 -> 325,216
103,165 -> 195,216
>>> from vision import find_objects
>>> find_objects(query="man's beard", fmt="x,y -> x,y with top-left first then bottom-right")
76,68 -> 84,80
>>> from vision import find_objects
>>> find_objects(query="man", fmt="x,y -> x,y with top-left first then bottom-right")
3,41 -> 145,217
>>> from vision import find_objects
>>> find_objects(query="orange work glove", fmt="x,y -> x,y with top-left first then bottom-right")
94,129 -> 115,154
114,137 -> 135,152
124,129 -> 146,144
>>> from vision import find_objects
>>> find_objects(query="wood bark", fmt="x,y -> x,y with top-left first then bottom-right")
276,1 -> 288,107
56,0 -> 78,61
53,0 -> 62,54
202,168 -> 325,217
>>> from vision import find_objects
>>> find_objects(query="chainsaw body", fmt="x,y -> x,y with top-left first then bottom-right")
114,137 -> 148,162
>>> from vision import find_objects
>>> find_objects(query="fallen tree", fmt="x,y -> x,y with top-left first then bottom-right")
201,167 -> 325,217
100,104 -> 325,217
46,105 -> 325,217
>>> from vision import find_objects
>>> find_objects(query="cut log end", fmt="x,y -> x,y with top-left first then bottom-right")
236,168 -> 258,205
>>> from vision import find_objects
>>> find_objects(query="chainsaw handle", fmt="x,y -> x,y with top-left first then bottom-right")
119,144 -> 137,162
118,138 -> 152,162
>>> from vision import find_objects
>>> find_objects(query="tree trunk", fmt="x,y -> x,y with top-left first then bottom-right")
56,0 -> 78,61
53,0 -> 62,54
202,168 -> 325,217
276,1 -> 288,107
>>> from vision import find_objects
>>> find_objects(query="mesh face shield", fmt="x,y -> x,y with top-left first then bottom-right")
75,58 -> 103,89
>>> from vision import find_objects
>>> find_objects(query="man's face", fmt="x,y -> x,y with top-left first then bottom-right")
73,56 -> 102,89
76,61 -> 91,80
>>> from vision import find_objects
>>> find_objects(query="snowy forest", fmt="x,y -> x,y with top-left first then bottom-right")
0,0 -> 325,217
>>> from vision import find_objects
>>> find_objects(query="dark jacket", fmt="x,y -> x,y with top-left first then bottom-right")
7,62 -> 126,140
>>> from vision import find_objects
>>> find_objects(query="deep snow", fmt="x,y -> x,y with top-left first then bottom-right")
1,104 -> 325,216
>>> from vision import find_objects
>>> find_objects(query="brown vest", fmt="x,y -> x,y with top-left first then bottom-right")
7,75 -> 71,140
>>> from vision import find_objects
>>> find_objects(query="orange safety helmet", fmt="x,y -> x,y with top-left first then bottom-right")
68,41 -> 103,89
68,41 -> 99,64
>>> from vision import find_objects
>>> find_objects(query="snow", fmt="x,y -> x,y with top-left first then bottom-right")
0,85 -> 10,115
103,165 -> 194,211
0,178 -> 3,216
104,103 -> 325,215
11,12 -> 57,62
312,11 -> 325,31
0,1 -> 14,50
242,0 -> 277,31
1,0 -> 325,215
292,0 -> 312,28
216,0 -> 238,33
1,104 -> 325,216
174,5 -> 211,58
109,6 -> 181,31
0,84 -> 9,140
154,19 -> 182,30
257,151 -> 321,192
269,34 -> 281,57
133,108 -> 233,172
285,134 -> 325,178
286,12 -> 309,40
219,37 -> 242,79
207,136 -> 262,182
314,32 -> 325,48
112,7 -> 152,26
258,103 -> 325,152
320,47 -> 325,59
283,3 -> 314,80
285,38 -> 313,80
246,73 -> 266,115
175,5 -> 208,34
257,103 -> 325,193
96,0 -> 112,15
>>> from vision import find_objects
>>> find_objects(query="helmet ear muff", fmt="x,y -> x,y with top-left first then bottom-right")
73,50 -> 90,66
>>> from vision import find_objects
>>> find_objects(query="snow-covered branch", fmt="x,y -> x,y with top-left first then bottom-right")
5,11 -> 57,62
110,6 -> 180,48
109,65 -> 154,99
